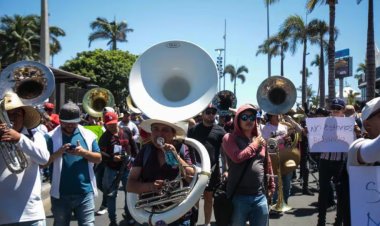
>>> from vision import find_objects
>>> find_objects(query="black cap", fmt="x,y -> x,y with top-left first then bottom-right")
59,101 -> 81,123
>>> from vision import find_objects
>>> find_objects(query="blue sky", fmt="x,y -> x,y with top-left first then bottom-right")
1,0 -> 379,107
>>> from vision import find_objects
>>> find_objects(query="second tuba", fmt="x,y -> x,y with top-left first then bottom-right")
82,88 -> 115,118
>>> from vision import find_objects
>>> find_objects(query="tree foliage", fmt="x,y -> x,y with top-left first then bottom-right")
60,49 -> 138,106
0,14 -> 65,66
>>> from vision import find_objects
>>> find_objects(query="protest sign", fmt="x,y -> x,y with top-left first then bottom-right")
306,117 -> 355,152
349,166 -> 380,226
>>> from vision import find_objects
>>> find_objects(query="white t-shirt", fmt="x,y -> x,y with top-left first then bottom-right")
0,128 -> 50,224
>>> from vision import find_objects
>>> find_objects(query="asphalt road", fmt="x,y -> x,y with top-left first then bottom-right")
44,171 -> 337,226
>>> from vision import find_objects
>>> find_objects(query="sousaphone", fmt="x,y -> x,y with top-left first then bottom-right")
212,90 -> 237,116
127,40 -> 216,225
0,61 -> 55,106
0,61 -> 55,174
82,88 -> 115,118
257,76 -> 300,212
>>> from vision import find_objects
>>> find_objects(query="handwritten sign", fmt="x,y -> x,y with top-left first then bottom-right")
349,166 -> 380,226
306,117 -> 355,152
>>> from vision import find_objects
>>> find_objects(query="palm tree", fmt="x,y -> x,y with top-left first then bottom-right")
257,31 -> 289,76
281,15 -> 312,105
223,65 -> 248,96
88,17 -> 133,50
307,0 -> 338,104
355,62 -> 367,81
0,15 -> 40,65
357,0 -> 376,101
0,14 -> 65,66
308,19 -> 332,107
346,89 -> 360,105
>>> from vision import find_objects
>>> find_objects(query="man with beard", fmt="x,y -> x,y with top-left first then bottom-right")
187,104 -> 226,226
45,101 -> 102,226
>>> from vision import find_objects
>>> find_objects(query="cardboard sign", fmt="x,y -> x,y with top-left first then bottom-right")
348,166 -> 380,226
306,117 -> 355,152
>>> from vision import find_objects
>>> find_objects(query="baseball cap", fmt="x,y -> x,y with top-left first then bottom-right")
59,102 -> 81,123
330,98 -> 346,109
44,102 -> 55,110
103,107 -> 115,114
361,97 -> 380,121
104,112 -> 118,125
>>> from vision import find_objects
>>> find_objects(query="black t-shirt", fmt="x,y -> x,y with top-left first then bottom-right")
187,122 -> 226,166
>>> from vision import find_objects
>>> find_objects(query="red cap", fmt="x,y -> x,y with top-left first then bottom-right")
104,112 -> 118,125
44,102 -> 55,110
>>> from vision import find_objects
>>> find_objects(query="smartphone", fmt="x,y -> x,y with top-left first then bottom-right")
69,144 -> 76,150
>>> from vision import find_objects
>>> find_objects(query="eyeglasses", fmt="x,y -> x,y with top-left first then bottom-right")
240,114 -> 256,122
205,109 -> 217,115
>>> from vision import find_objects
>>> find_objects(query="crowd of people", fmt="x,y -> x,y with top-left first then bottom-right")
1,89 -> 380,226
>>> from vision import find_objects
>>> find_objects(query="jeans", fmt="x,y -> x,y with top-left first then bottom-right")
51,192 -> 95,226
3,220 -> 46,226
272,172 -> 293,204
231,194 -> 269,226
102,166 -> 130,222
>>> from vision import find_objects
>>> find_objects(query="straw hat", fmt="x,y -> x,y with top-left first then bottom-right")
3,92 -> 41,129
139,119 -> 186,137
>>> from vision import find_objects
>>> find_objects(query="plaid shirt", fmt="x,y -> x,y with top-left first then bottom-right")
98,127 -> 137,170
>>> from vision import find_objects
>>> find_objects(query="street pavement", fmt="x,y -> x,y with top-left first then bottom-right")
44,171 -> 337,226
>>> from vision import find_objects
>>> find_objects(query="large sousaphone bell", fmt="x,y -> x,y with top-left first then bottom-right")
129,40 -> 218,123
212,90 -> 237,116
127,40 -> 215,225
82,88 -> 115,118
0,61 -> 55,106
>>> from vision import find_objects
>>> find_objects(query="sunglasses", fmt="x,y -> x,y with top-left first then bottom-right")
331,105 -> 343,111
240,114 -> 256,122
205,109 -> 217,115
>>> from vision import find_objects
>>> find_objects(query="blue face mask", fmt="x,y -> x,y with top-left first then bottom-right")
157,137 -> 179,168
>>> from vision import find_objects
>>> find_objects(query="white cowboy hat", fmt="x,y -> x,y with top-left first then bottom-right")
139,119 -> 186,137
3,91 -> 41,129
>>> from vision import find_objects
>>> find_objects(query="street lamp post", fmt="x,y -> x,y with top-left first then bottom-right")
215,48 -> 225,91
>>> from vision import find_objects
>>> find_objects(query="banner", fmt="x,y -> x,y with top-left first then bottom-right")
348,166 -> 380,226
306,117 -> 355,152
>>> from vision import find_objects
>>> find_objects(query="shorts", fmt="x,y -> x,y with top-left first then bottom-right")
205,167 -> 221,192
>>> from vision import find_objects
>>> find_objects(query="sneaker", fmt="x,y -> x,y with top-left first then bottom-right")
302,188 -> 314,196
326,204 -> 337,212
96,206 -> 108,215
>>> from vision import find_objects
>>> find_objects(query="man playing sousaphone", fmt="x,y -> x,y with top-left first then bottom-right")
126,119 -> 195,225
262,113 -> 294,206
0,92 -> 50,225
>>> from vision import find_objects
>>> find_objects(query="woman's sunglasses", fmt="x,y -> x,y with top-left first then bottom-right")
240,114 -> 256,122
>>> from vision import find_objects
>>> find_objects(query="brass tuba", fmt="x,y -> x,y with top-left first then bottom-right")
211,90 -> 237,116
0,61 -> 55,174
257,76 -> 300,212
126,94 -> 141,114
82,88 -> 115,118
127,40 -> 216,225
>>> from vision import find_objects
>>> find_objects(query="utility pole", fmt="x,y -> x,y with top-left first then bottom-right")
223,19 -> 227,90
266,2 -> 271,77
215,48 -> 225,91
40,0 -> 49,66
